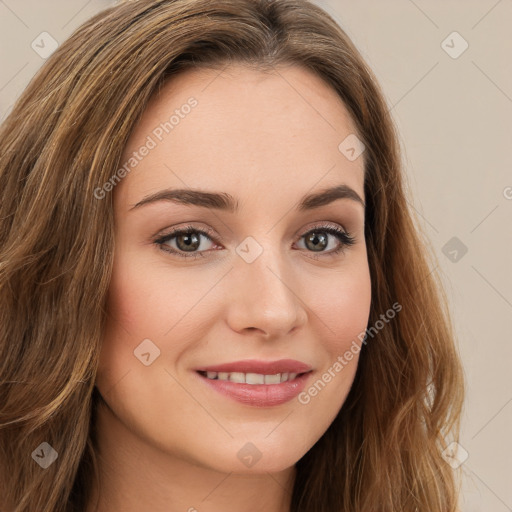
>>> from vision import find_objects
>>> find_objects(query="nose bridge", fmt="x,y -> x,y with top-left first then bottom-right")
227,234 -> 306,335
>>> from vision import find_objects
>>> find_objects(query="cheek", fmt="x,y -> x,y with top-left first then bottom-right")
96,248 -> 212,386
311,261 -> 372,354
293,262 -> 371,428
106,246 -> 219,335
96,252 -> 167,386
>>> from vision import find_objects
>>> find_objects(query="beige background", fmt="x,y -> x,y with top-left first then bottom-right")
1,0 -> 511,510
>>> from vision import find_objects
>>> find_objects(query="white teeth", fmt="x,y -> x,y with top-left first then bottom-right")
245,373 -> 265,384
202,371 -> 301,384
264,374 -> 281,384
229,372 -> 246,383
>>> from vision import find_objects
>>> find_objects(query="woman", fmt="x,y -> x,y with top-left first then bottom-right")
0,0 -> 465,511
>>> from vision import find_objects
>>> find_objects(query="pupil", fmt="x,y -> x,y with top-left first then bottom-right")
178,232 -> 200,251
306,232 -> 327,251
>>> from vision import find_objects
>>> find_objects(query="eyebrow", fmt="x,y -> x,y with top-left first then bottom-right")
129,184 -> 365,212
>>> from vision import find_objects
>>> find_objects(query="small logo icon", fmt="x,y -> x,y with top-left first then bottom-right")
31,32 -> 59,59
31,442 -> 58,469
442,236 -> 468,263
236,236 -> 263,263
441,441 -> 469,469
338,134 -> 365,161
441,31 -> 469,59
134,338 -> 161,366
237,442 -> 262,468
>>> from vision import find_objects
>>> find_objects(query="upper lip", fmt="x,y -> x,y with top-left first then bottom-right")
195,359 -> 312,375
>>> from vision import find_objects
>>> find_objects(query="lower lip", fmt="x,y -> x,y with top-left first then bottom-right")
196,371 -> 312,407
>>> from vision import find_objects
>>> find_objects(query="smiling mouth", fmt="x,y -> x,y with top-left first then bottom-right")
196,370 -> 310,384
195,367 -> 313,406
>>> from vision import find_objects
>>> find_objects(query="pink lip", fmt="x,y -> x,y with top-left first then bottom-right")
195,358 -> 312,374
194,359 -> 313,407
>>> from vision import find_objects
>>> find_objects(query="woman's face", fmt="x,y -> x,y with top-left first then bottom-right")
96,63 -> 371,474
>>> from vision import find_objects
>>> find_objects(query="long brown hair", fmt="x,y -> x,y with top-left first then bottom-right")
0,0 -> 465,510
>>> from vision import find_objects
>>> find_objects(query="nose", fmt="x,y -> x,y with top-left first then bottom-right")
225,246 -> 308,339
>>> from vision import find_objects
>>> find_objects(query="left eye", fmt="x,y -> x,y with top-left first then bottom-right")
296,226 -> 356,256
154,224 -> 356,259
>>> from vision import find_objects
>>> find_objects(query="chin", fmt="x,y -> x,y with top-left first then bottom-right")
193,437 -> 310,475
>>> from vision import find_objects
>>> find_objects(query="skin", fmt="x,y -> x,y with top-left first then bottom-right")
89,63 -> 372,512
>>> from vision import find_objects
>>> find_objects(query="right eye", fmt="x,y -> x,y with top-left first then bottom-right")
154,225 -> 220,259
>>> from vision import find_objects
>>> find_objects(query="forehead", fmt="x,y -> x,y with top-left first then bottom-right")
115,63 -> 365,209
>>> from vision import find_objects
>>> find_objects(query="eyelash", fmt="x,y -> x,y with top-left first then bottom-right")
153,223 -> 356,261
